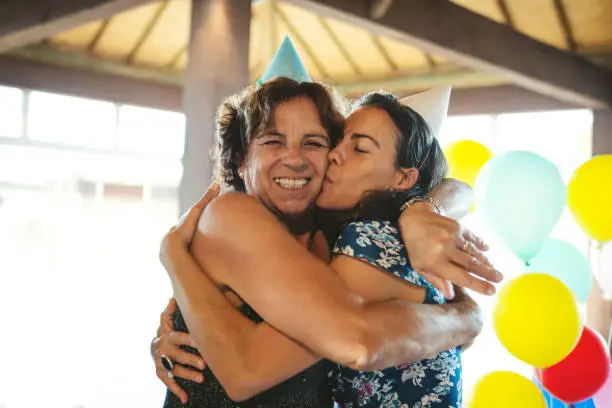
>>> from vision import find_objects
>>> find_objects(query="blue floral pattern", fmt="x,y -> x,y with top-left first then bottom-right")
329,220 -> 462,408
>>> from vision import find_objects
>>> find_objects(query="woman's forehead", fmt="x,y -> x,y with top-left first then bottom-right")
345,107 -> 395,134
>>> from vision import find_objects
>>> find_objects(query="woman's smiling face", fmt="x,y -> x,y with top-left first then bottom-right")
241,96 -> 331,217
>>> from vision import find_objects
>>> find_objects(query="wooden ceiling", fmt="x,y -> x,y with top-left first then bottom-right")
4,0 -> 612,95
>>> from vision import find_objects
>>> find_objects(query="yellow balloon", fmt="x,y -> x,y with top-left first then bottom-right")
568,155 -> 612,243
444,140 -> 493,187
468,371 -> 546,408
493,273 -> 581,368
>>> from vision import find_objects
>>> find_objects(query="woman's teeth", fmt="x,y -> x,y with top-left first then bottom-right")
273,177 -> 309,189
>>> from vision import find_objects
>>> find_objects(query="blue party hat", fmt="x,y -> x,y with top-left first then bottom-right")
258,35 -> 311,86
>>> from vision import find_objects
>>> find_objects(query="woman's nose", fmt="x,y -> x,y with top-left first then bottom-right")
328,146 -> 342,166
284,146 -> 309,172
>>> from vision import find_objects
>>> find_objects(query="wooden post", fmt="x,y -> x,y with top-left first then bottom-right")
586,109 -> 612,345
179,0 -> 251,213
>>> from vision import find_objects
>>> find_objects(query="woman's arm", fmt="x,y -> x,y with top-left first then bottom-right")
160,187 -> 321,401
164,243 -> 322,401
398,178 -> 501,299
168,192 -> 485,373
429,178 -> 473,220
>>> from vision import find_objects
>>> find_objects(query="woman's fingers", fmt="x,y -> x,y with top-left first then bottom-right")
172,365 -> 205,383
462,228 -> 489,251
442,252 -> 497,295
159,298 -> 177,332
158,332 -> 206,369
418,269 -> 455,300
175,184 -> 220,243
454,237 -> 503,284
156,368 -> 189,404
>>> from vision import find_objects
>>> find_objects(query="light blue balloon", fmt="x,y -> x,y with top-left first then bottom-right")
526,238 -> 593,303
475,151 -> 566,263
258,35 -> 311,85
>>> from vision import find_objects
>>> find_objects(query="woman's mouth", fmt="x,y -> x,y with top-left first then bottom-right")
273,177 -> 311,189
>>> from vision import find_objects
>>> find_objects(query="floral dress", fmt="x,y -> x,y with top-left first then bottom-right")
328,219 -> 462,408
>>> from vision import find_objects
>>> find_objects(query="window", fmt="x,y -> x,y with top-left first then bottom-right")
439,115 -> 496,149
118,105 -> 185,158
0,85 -> 24,138
28,91 -> 117,148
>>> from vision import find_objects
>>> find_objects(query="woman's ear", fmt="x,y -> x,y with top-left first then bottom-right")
393,168 -> 419,191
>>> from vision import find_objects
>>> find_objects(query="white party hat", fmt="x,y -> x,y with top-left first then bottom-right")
399,86 -> 451,138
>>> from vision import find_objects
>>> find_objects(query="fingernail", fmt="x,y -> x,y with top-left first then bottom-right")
198,361 -> 205,370
487,286 -> 496,295
195,375 -> 204,383
496,271 -> 503,281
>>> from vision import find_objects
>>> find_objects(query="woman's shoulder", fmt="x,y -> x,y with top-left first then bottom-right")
333,219 -> 405,264
207,191 -> 262,214
199,191 -> 275,234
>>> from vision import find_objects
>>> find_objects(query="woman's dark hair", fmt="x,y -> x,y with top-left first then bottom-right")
349,91 -> 448,221
213,77 -> 345,192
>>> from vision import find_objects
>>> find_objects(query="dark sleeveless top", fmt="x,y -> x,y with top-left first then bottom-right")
163,306 -> 333,408
163,232 -> 334,408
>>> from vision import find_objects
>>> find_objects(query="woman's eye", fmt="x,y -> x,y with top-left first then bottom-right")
305,141 -> 328,148
262,140 -> 282,146
354,147 -> 368,153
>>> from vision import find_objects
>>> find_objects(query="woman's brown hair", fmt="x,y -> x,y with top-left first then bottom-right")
213,77 -> 345,192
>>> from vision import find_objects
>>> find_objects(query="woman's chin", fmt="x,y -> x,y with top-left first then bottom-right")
316,196 -> 350,211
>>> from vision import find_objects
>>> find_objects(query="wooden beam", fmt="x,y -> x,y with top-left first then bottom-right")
496,0 -> 515,29
553,0 -> 578,52
8,44 -> 183,86
125,1 -> 169,65
370,34 -> 398,71
317,16 -> 362,75
275,4 -> 331,80
0,54 -> 182,111
447,84 -> 578,115
0,52 -> 579,117
334,67 -> 506,96
371,0 -> 395,19
0,0 -> 155,53
284,0 -> 612,108
593,109 -> 612,156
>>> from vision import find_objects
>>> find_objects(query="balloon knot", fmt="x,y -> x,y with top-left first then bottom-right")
525,261 -> 531,267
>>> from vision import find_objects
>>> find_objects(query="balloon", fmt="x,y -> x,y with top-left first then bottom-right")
593,365 -> 612,407
493,273 -> 582,368
468,371 -> 546,408
538,327 -> 610,403
526,238 -> 593,303
534,376 -> 596,408
444,140 -> 493,187
568,155 -> 612,243
475,151 -> 566,263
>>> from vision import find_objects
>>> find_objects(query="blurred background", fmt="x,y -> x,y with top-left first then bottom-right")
0,0 -> 611,406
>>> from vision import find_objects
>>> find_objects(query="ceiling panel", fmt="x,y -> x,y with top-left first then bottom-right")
132,0 -> 190,68
506,0 -> 567,49
564,0 -> 612,49
92,2 -> 164,61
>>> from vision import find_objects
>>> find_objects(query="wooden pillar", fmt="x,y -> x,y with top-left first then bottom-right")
586,108 -> 612,345
179,0 -> 251,213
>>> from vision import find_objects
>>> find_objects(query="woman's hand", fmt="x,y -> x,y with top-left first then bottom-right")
151,298 -> 207,405
399,203 -> 503,299
160,184 -> 220,267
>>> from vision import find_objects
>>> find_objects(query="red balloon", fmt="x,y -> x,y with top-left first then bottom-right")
538,327 -> 610,403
